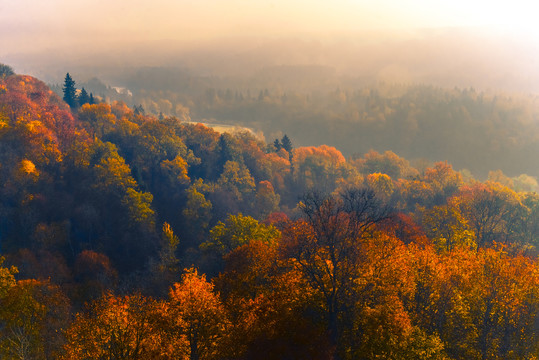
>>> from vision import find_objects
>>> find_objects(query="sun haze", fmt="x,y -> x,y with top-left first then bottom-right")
2,0 -> 539,54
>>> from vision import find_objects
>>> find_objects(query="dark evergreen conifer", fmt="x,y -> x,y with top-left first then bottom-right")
281,134 -> 293,153
0,63 -> 14,78
62,73 -> 78,108
281,134 -> 293,162
78,87 -> 90,106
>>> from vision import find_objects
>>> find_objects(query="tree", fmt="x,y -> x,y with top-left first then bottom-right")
0,257 -> 17,299
62,73 -> 77,109
216,241 -> 332,360
293,145 -> 348,193
160,155 -> 190,186
62,293 -> 167,360
121,188 -> 155,232
88,141 -> 158,272
78,87 -> 90,107
0,279 -> 70,360
217,133 -> 242,174
253,180 -> 280,219
281,134 -> 293,162
470,248 -> 539,359
281,134 -> 292,153
78,103 -> 117,138
282,188 -> 393,359
366,172 -> 394,199
520,193 -> 539,253
456,182 -> 524,247
201,213 -> 280,257
167,268 -> 228,360
423,162 -> 463,204
419,198 -> 476,252
182,180 -> 213,244
0,63 -> 15,78
413,246 -> 539,359
273,138 -> 281,152
216,160 -> 255,203
354,150 -> 416,179
150,222 -> 180,290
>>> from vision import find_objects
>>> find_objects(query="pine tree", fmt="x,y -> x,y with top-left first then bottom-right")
89,93 -> 96,105
0,63 -> 14,78
62,73 -> 77,109
78,87 -> 90,106
281,134 -> 293,153
273,139 -> 282,152
281,134 -> 293,162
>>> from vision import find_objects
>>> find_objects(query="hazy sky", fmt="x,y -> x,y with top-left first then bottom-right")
2,0 -> 539,55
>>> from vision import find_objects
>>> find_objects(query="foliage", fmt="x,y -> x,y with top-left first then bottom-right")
0,64 -> 15,78
0,72 -> 538,359
418,199 -> 476,252
0,277 -> 70,360
201,213 -> 281,256
62,293 -> 167,360
282,188 -> 393,358
167,268 -> 228,360
353,149 -> 416,179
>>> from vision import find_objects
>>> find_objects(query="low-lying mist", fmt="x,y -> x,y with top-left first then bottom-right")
5,28 -> 539,93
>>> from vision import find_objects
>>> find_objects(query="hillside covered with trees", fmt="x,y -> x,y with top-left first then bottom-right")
0,66 -> 537,359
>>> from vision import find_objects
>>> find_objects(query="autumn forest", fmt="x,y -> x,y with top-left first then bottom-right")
0,63 -> 538,359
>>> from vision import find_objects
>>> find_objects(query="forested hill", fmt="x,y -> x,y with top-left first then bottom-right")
0,69 -> 538,359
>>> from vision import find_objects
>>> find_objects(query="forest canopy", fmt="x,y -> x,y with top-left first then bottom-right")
0,67 -> 537,359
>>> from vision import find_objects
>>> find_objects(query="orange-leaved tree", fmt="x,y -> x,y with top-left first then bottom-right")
166,268 -> 228,360
62,292 -> 168,360
281,188 -> 393,359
